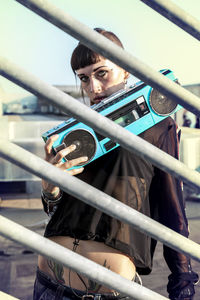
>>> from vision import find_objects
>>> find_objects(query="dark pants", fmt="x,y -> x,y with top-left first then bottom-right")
33,269 -> 131,300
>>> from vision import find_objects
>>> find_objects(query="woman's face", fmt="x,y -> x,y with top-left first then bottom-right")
76,57 -> 129,105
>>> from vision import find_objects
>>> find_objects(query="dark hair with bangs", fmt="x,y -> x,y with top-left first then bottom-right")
70,28 -> 124,74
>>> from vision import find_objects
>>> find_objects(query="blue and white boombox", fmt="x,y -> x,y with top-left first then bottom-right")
42,69 -> 182,168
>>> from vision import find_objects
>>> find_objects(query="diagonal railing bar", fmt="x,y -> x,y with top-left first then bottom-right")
140,0 -> 200,41
15,0 -> 200,117
0,140 -> 200,264
1,2 -> 198,298
0,215 -> 167,300
1,57 -> 200,192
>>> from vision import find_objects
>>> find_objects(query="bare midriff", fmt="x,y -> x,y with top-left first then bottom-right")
38,235 -> 136,293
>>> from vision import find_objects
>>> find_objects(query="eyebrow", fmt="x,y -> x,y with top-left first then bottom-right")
77,65 -> 108,76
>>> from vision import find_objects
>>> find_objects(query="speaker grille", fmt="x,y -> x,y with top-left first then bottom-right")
63,129 -> 96,165
149,88 -> 177,115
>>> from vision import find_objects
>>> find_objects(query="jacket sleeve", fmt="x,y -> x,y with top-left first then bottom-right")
148,117 -> 190,274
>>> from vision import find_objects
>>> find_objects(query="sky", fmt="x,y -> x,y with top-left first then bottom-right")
1,0 -> 200,97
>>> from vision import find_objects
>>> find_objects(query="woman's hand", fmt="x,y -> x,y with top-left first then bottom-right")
42,134 -> 88,197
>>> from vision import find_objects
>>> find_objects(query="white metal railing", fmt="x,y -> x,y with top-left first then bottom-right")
14,0 -> 200,117
1,57 -> 200,192
1,139 -> 200,263
140,0 -> 200,41
0,214 -> 167,300
0,0 -> 200,299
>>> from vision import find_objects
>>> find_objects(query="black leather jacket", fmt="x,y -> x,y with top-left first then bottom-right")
42,117 -> 192,278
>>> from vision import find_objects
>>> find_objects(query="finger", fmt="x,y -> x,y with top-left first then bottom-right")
57,144 -> 77,158
45,135 -> 59,156
53,144 -> 77,164
66,167 -> 84,176
62,156 -> 88,170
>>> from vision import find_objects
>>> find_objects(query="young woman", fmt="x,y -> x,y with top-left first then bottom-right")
34,28 -> 198,300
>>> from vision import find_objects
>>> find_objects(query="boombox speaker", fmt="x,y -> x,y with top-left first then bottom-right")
42,69 -> 182,168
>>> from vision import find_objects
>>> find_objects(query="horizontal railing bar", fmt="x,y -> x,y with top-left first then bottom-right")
1,58 -> 200,192
0,140 -> 200,264
15,0 -> 200,117
140,0 -> 200,41
0,215 -> 167,300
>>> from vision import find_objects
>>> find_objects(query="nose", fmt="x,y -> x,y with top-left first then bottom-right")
89,77 -> 101,94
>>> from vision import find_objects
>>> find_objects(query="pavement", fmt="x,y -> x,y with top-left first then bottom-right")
0,184 -> 200,300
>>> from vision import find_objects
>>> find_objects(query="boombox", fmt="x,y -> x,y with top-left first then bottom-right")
42,69 -> 182,168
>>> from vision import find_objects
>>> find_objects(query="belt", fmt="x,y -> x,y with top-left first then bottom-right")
37,269 -> 128,300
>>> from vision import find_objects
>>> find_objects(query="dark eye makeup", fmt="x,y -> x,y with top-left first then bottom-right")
97,70 -> 108,77
78,68 -> 110,83
79,75 -> 89,83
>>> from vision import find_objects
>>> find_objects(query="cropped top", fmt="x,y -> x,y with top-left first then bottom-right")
42,117 -> 190,275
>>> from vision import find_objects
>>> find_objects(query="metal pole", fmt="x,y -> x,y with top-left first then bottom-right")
140,0 -> 200,41
1,58 -> 200,192
14,0 -> 200,116
0,215 -> 167,300
0,140 -> 200,264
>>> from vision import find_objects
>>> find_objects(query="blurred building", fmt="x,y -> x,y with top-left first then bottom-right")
2,85 -> 89,115
0,85 -> 89,190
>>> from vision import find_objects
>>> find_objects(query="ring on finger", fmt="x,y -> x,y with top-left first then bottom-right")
53,158 -> 64,166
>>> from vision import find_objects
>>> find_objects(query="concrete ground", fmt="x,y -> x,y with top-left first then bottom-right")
0,187 -> 200,300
